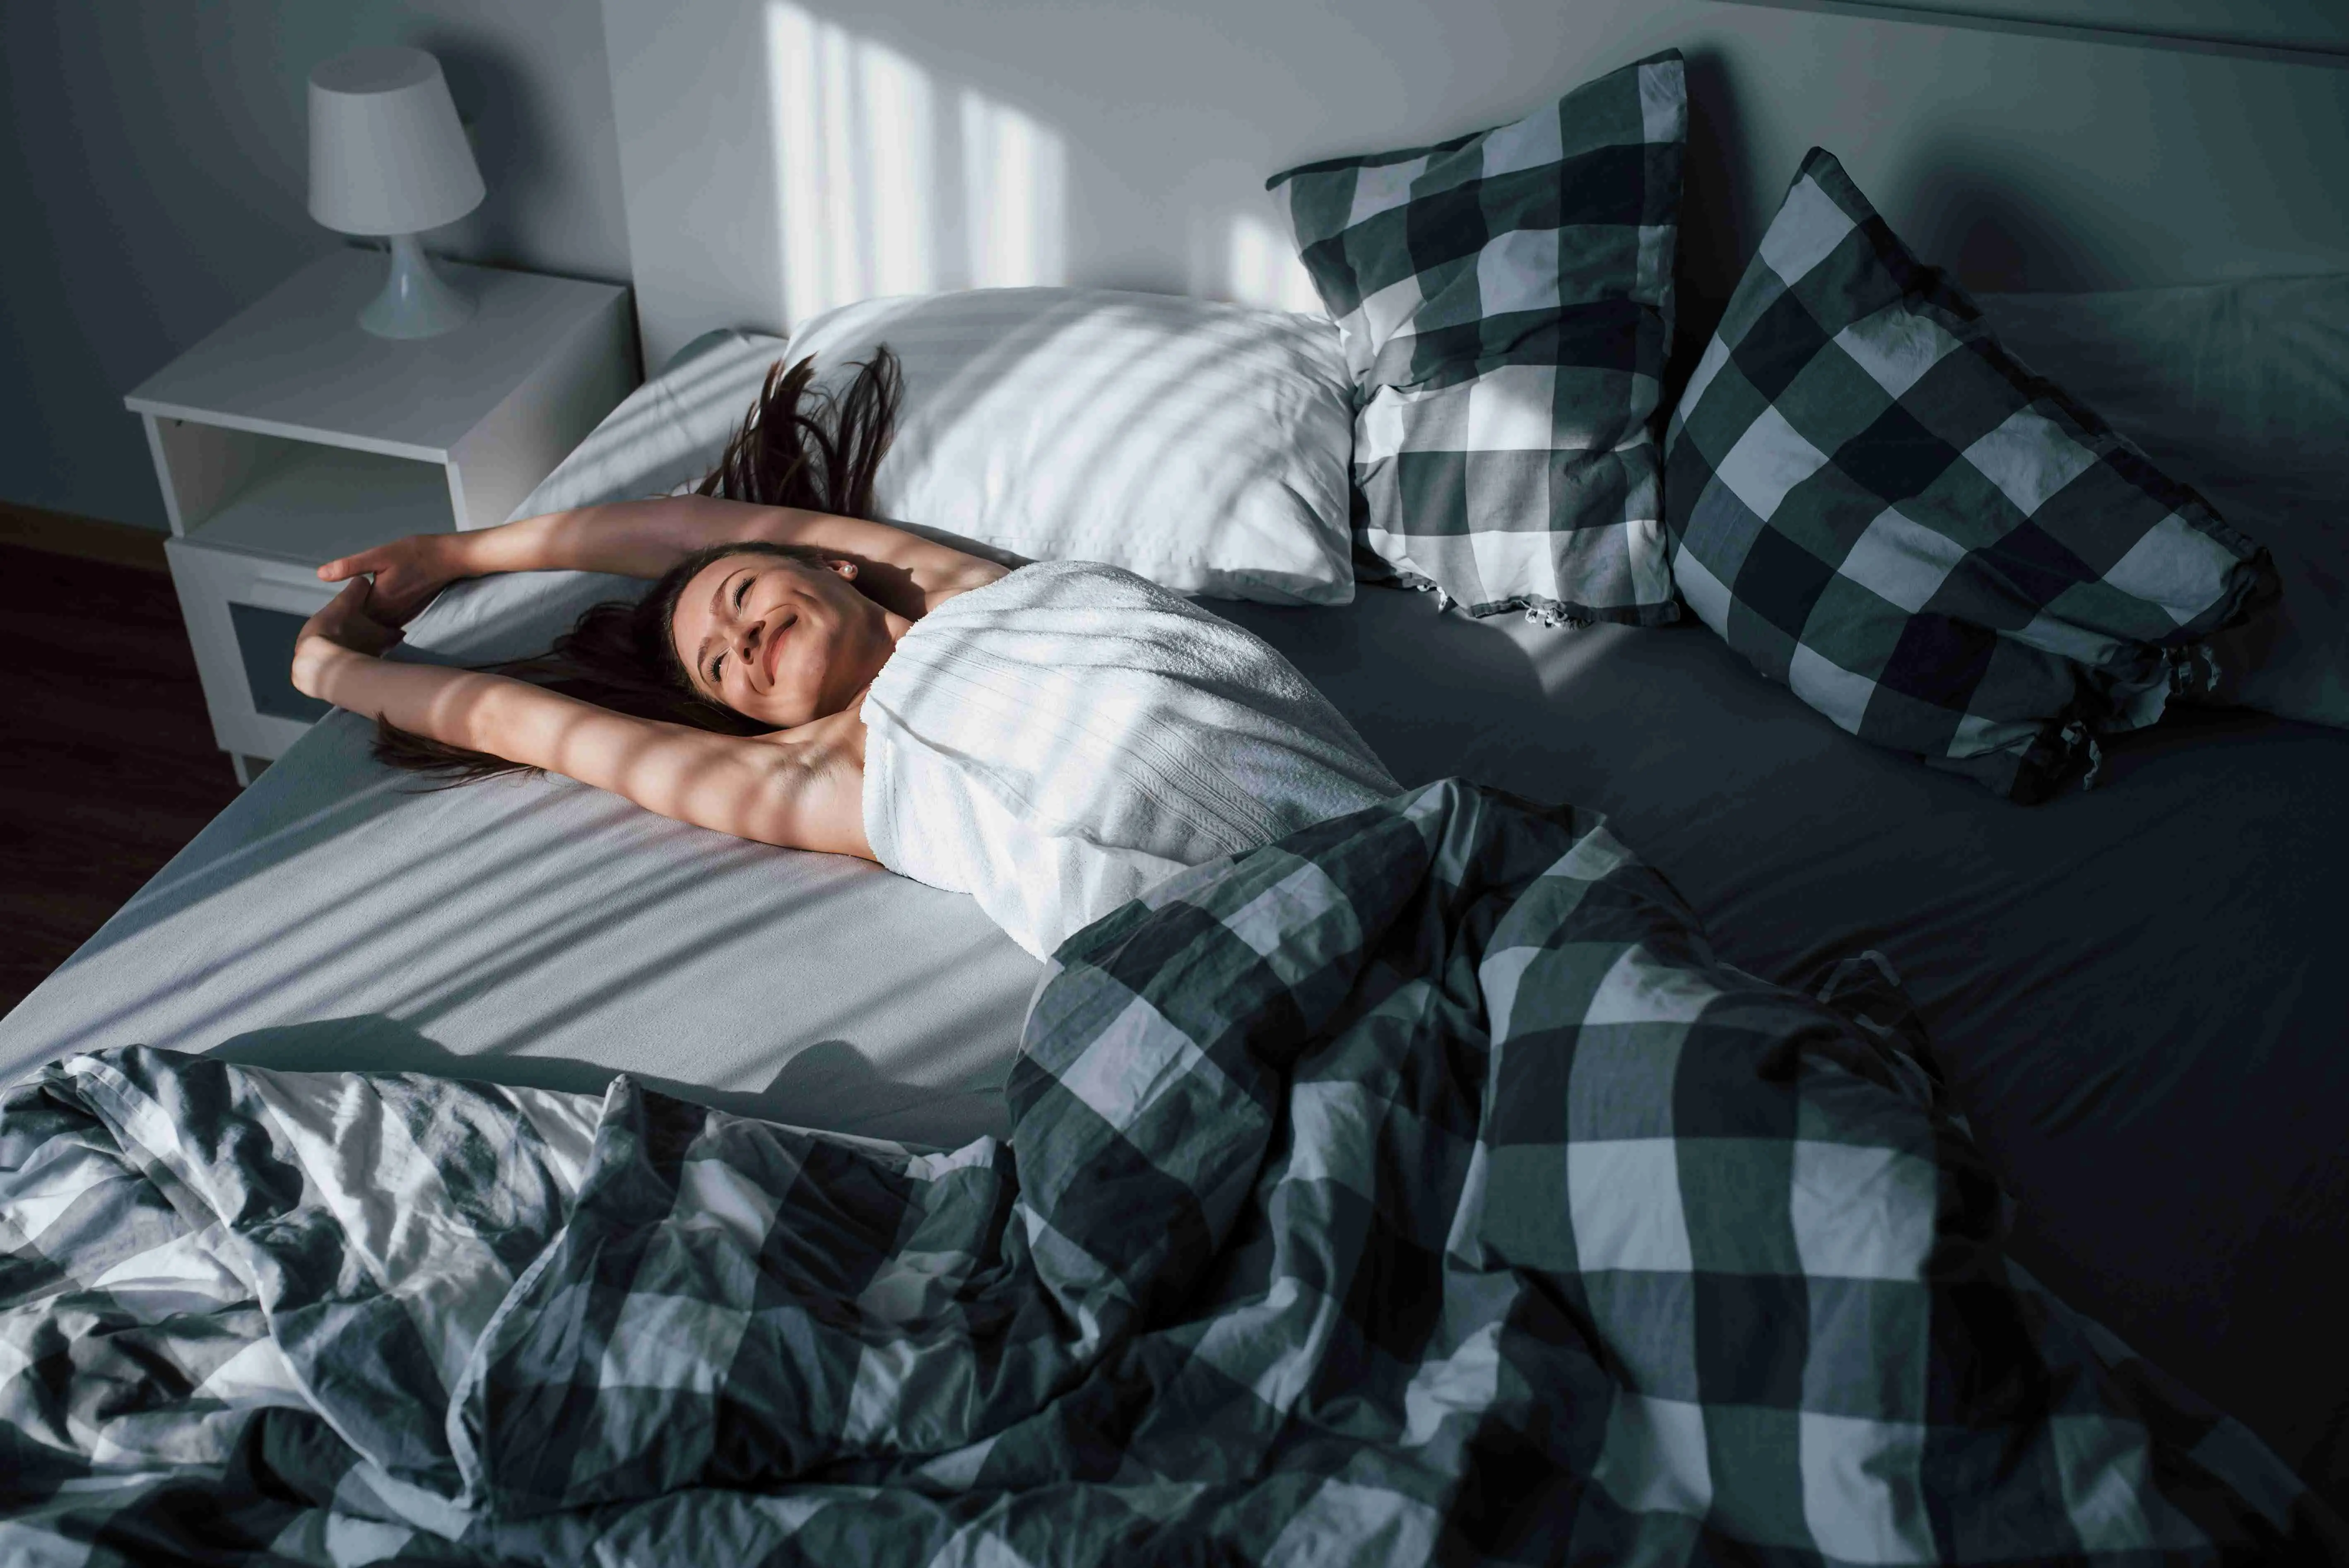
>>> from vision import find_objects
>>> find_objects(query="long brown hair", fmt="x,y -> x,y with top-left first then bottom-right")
373,347 -> 902,786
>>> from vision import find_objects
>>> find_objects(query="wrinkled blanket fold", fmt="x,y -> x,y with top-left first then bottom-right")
4,780 -> 2339,1564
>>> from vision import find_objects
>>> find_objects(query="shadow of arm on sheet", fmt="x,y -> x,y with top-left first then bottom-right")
206,1015 -> 1012,1153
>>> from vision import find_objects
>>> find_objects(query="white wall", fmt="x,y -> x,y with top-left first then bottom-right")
601,0 -> 2349,370
0,0 -> 632,531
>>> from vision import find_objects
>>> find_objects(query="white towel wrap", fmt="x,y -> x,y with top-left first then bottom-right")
861,561 -> 1400,960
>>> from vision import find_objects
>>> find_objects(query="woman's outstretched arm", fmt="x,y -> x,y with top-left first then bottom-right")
320,496 -> 1007,623
292,581 -> 872,857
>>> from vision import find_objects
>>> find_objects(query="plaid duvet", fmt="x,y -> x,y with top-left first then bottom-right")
5,781 -> 2337,1564
1268,55 -> 1685,627
1664,148 -> 2277,800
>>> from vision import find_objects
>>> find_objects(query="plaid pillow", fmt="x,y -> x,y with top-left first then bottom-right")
1267,52 -> 1686,626
1665,148 -> 2278,801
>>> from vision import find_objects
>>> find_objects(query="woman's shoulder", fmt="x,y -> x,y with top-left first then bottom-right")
923,556 -> 1016,613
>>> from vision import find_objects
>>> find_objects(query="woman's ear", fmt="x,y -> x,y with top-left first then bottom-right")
826,557 -> 859,579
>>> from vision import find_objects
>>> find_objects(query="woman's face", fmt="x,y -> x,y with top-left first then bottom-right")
670,552 -> 894,727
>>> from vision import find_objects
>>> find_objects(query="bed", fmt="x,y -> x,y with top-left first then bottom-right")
5,266 -> 2345,1512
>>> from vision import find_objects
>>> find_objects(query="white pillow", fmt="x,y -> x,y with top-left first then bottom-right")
784,287 -> 1356,604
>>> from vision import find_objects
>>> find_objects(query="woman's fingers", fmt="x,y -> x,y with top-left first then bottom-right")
301,578 -> 403,655
318,537 -> 421,582
316,537 -> 460,631
292,578 -> 405,689
322,577 -> 373,624
300,583 -> 352,642
369,591 -> 428,630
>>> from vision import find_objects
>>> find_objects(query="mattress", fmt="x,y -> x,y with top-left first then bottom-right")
3,277 -> 2343,1502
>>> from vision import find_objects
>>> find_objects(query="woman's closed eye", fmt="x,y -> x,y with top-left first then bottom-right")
709,573 -> 758,685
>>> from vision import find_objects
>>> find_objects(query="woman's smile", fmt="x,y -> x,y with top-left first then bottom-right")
761,611 -> 793,682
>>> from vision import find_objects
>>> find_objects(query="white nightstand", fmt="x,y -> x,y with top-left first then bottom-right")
124,248 -> 636,783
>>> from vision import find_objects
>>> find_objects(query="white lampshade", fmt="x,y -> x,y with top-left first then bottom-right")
308,47 -> 484,236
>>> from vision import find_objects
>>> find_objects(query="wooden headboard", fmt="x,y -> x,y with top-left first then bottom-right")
593,0 -> 2349,370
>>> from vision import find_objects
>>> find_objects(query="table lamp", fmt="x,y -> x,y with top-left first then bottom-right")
308,46 -> 486,340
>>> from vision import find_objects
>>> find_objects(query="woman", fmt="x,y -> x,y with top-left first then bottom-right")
293,351 -> 1397,959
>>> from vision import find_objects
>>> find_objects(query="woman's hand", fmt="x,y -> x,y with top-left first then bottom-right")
317,532 -> 469,626
292,579 -> 406,701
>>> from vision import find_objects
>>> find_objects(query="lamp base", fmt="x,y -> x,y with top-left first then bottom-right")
358,231 -> 472,339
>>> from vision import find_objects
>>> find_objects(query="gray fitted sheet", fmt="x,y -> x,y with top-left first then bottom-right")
3,277 -> 2344,1498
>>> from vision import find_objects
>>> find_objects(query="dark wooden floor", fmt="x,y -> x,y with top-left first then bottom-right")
0,541 -> 243,1015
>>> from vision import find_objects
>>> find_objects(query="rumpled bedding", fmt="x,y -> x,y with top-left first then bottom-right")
4,781 -> 2338,1564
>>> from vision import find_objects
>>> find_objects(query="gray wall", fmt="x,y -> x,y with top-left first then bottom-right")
0,0 -> 631,531
604,0 -> 2349,370
9,1 -> 2347,528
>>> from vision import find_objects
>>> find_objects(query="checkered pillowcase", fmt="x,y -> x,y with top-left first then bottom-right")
1665,148 -> 2277,800
1267,52 -> 1686,626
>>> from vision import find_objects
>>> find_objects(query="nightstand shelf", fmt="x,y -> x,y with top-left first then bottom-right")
125,248 -> 637,782
176,443 -> 458,566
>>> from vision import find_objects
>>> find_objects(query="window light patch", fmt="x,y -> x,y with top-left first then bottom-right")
1226,213 -> 1324,314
